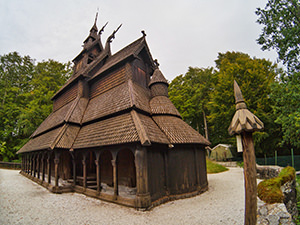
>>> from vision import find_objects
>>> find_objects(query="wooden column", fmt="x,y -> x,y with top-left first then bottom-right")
33,154 -> 36,177
135,146 -> 151,208
228,81 -> 264,225
37,154 -> 40,180
47,153 -> 51,185
70,151 -> 76,186
41,153 -> 45,182
95,151 -> 101,193
82,153 -> 87,189
111,159 -> 118,198
31,154 -> 34,176
242,132 -> 257,225
54,152 -> 60,189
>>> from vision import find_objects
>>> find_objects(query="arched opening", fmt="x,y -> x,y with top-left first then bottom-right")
117,149 -> 136,197
100,150 -> 113,188
86,151 -> 97,190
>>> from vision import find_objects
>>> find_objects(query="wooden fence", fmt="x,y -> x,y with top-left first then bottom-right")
0,161 -> 21,170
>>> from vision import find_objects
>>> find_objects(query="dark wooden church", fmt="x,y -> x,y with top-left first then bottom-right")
18,16 -> 210,209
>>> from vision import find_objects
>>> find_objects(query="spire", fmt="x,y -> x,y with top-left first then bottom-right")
83,13 -> 99,48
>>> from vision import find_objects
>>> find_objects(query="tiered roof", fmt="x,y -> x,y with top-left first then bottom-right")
18,18 -> 209,154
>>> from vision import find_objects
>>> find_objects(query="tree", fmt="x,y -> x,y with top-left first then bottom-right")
271,72 -> 300,148
18,60 -> 72,137
0,52 -> 71,161
208,51 -> 281,156
256,0 -> 300,73
257,0 -> 300,152
169,67 -> 215,139
0,52 -> 34,161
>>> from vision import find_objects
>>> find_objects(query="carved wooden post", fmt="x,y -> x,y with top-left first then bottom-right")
47,152 -> 51,185
54,151 -> 60,189
135,146 -> 151,208
30,154 -> 34,176
33,154 -> 36,178
111,159 -> 118,198
82,152 -> 87,189
95,151 -> 101,193
41,153 -> 45,182
70,150 -> 76,186
228,81 -> 264,225
37,153 -> 40,180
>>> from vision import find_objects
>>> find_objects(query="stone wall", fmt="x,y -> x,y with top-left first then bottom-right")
256,165 -> 298,224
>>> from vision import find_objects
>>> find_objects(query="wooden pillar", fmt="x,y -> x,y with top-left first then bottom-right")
242,132 -> 257,225
82,153 -> 87,189
163,150 -> 170,194
30,154 -> 33,176
41,153 -> 45,182
95,151 -> 101,193
37,154 -> 40,179
135,146 -> 151,208
54,151 -> 60,189
111,159 -> 118,198
47,152 -> 51,185
33,154 -> 36,177
70,151 -> 76,186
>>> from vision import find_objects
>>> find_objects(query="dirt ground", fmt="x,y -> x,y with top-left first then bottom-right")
0,168 -> 245,225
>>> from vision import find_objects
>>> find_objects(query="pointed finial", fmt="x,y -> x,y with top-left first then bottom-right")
99,22 -> 108,35
234,80 -> 247,110
228,80 -> 264,135
107,24 -> 122,43
94,11 -> 98,25
141,30 -> 146,37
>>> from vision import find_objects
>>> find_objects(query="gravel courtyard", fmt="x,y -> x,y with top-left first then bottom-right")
0,167 -> 245,225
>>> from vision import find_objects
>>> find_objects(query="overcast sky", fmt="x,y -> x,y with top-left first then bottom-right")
0,0 -> 278,81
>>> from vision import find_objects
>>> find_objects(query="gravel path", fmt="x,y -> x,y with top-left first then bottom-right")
0,168 -> 245,225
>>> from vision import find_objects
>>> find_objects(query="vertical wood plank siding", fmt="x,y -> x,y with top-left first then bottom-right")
90,67 -> 126,99
53,84 -> 78,111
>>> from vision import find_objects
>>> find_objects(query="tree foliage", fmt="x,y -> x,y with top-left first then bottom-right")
0,52 -> 71,161
169,52 -> 282,157
256,0 -> 300,72
208,52 -> 281,156
257,0 -> 300,151
169,67 -> 215,139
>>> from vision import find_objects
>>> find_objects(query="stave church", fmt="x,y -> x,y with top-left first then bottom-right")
18,15 -> 210,209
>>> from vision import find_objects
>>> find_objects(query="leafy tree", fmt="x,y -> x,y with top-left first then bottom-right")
0,52 -> 34,161
208,51 -> 281,156
0,52 -> 71,161
169,67 -> 215,139
256,0 -> 300,73
271,72 -> 300,149
18,60 -> 72,137
257,0 -> 300,152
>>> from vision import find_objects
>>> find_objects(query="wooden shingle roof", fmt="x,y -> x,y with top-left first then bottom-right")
18,26 -> 210,154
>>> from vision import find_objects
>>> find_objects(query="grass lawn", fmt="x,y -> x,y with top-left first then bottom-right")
206,158 -> 229,174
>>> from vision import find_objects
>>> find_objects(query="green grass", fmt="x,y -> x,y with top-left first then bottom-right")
206,159 -> 229,174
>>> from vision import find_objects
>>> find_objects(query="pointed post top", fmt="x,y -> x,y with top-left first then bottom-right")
234,80 -> 247,110
228,80 -> 264,135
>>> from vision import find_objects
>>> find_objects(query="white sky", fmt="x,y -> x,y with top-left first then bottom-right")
0,0 -> 278,81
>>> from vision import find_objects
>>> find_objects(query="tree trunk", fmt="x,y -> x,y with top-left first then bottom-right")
203,110 -> 209,140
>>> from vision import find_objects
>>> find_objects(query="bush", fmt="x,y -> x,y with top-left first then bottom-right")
257,166 -> 296,204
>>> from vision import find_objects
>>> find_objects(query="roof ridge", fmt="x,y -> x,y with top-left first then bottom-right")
130,110 -> 151,146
